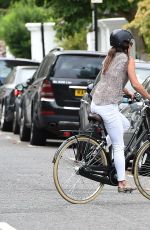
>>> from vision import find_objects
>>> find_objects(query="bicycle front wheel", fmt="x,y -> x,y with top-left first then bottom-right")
134,141 -> 150,200
53,135 -> 108,204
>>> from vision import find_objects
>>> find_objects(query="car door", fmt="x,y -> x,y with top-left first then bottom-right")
24,57 -> 52,124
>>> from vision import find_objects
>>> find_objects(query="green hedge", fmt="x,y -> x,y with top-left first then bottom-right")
0,1 -> 53,58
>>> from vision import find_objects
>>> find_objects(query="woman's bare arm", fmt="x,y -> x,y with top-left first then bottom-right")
123,87 -> 134,99
128,58 -> 150,100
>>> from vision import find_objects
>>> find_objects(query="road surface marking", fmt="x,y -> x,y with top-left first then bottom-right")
0,222 -> 17,230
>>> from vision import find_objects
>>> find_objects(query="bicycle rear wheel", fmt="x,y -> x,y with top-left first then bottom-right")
53,135 -> 108,204
134,141 -> 150,200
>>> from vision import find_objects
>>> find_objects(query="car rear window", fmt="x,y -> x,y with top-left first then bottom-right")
52,55 -> 104,79
0,60 -> 39,80
136,67 -> 150,83
15,68 -> 37,85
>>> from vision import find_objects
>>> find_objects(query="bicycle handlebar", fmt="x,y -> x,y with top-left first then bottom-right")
123,93 -> 150,105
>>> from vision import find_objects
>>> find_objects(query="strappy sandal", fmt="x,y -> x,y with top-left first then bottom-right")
118,187 -> 137,193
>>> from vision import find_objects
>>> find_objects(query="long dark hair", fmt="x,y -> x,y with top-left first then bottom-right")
102,41 -> 131,74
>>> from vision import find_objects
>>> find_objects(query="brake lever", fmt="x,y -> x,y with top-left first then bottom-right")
144,99 -> 150,106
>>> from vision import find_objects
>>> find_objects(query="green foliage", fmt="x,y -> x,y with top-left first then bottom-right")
59,29 -> 87,50
0,0 -> 46,8
45,0 -> 139,40
98,0 -> 139,21
0,1 -> 53,58
47,0 -> 91,40
0,0 -> 142,56
0,0 -> 21,9
128,0 -> 150,53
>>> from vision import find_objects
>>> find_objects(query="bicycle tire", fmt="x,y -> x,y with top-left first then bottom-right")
53,134 -> 108,204
134,140 -> 150,200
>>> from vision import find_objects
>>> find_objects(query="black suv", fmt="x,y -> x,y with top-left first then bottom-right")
19,48 -> 106,145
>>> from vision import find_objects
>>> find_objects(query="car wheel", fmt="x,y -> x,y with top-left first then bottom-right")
19,111 -> 30,141
12,110 -> 19,134
0,105 -> 12,131
30,120 -> 46,146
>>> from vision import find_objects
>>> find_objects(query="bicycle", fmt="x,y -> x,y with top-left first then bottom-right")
53,95 -> 150,204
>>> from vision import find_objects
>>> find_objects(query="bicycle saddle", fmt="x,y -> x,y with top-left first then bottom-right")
88,112 -> 102,123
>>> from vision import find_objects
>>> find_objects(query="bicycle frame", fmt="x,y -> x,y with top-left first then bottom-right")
78,101 -> 150,186
124,105 -> 150,163
53,98 -> 150,203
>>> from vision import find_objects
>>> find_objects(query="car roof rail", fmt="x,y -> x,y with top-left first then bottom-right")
49,47 -> 64,52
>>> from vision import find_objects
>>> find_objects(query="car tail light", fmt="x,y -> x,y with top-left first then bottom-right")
14,89 -> 22,97
40,79 -> 54,98
40,111 -> 55,116
63,132 -> 71,137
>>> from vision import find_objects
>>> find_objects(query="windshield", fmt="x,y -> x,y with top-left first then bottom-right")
51,55 -> 104,79
0,60 -> 13,79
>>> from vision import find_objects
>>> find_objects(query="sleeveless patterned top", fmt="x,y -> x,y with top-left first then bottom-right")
92,52 -> 129,105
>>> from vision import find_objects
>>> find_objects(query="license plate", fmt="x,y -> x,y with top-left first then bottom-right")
75,89 -> 86,97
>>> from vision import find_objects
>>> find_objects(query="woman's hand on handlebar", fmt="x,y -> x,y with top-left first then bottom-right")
128,92 -> 135,100
123,88 -> 134,100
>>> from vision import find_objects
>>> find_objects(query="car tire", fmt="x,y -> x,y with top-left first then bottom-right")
0,104 -> 12,131
12,110 -> 19,134
19,111 -> 30,141
30,119 -> 46,146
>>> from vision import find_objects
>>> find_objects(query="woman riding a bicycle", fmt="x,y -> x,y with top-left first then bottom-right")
91,29 -> 150,193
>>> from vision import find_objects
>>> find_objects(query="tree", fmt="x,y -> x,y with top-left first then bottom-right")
127,0 -> 150,58
0,0 -> 147,57
42,0 -> 141,51
0,1 -> 53,58
45,0 -> 139,39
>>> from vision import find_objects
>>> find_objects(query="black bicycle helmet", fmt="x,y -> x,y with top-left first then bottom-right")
110,29 -> 134,48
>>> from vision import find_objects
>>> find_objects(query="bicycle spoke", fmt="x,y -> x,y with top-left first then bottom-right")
134,142 -> 150,200
53,135 -> 108,203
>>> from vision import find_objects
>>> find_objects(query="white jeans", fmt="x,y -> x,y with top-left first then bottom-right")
91,102 -> 130,181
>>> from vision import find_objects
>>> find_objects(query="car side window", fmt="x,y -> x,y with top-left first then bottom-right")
91,70 -> 102,89
145,81 -> 150,94
4,69 -> 16,84
36,54 -> 55,79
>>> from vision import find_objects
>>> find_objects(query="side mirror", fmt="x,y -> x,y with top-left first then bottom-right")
14,83 -> 25,97
26,78 -> 34,86
15,84 -> 24,91
0,78 -> 4,86
0,80 -> 3,86
86,83 -> 94,94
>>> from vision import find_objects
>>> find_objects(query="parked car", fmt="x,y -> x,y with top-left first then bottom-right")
0,57 -> 39,84
19,48 -> 106,146
126,59 -> 150,91
79,60 -> 150,132
0,65 -> 39,132
122,76 -> 150,139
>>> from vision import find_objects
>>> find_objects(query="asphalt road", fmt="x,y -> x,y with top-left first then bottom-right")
0,130 -> 150,230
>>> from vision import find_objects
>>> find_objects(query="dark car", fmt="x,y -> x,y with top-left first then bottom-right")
0,65 -> 39,132
0,57 -> 39,84
19,48 -> 106,146
79,60 -> 150,132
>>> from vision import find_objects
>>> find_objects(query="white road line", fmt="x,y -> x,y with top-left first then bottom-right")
0,222 -> 17,230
